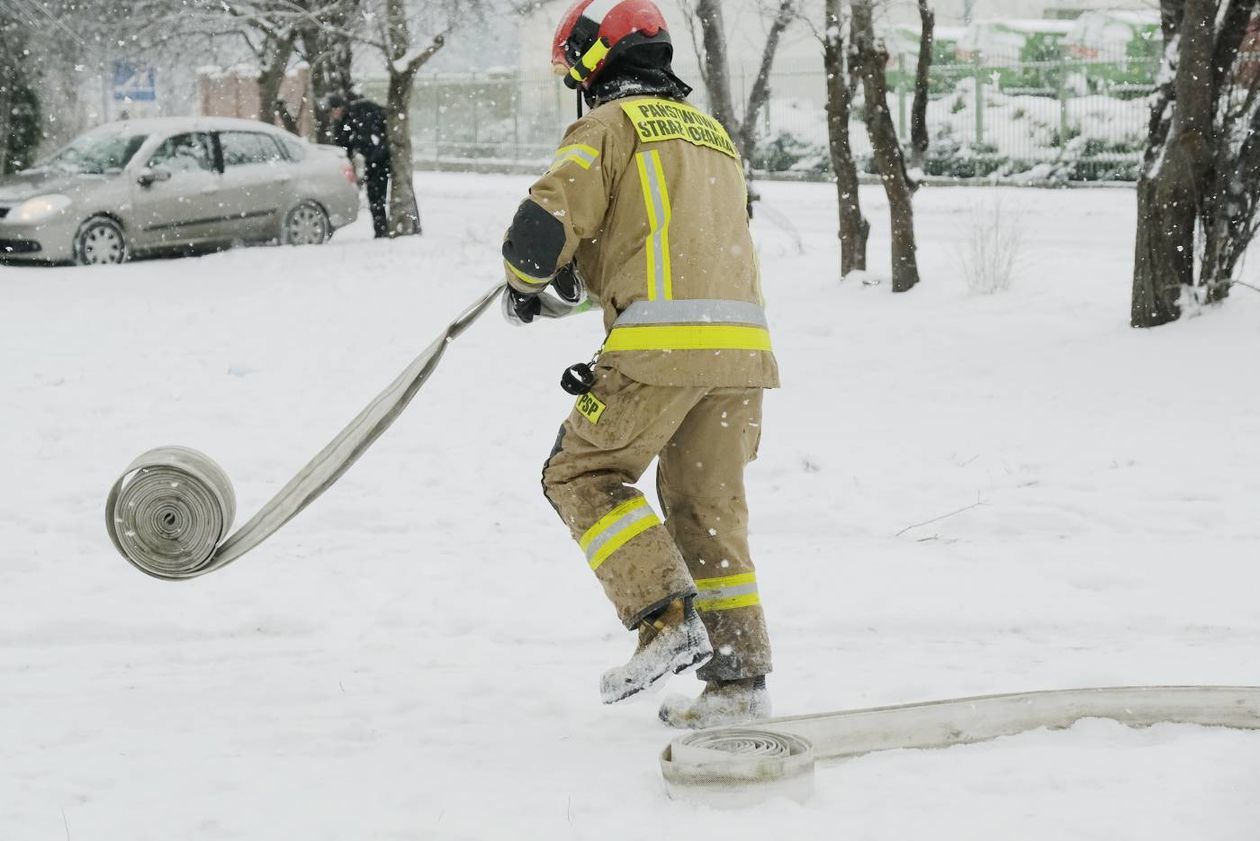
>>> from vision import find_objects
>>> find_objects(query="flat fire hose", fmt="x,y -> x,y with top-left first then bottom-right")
106,283 -> 505,580
660,685 -> 1260,803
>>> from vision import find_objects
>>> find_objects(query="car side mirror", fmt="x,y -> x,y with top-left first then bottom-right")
137,168 -> 172,188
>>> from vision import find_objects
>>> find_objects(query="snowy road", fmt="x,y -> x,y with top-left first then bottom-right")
3,174 -> 1260,839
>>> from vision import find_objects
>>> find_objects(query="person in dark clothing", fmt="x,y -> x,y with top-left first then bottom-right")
326,94 -> 392,238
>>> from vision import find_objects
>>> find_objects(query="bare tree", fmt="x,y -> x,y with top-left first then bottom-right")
1131,0 -> 1260,327
909,0 -> 934,170
218,7 -> 300,127
380,23 -> 446,236
678,0 -> 801,194
818,0 -> 868,276
0,10 -> 29,173
850,0 -> 920,292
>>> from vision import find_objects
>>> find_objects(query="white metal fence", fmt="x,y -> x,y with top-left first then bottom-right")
365,56 -> 1162,182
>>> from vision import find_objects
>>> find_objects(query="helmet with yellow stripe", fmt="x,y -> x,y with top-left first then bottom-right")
552,0 -> 673,90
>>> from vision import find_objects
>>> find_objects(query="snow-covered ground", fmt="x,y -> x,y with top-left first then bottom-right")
3,174 -> 1260,839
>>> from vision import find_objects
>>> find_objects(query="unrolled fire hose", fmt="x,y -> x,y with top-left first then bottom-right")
104,291 -> 1260,805
660,685 -> 1260,803
106,283 -> 506,580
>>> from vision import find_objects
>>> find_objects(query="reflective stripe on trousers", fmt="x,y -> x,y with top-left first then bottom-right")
579,496 -> 662,571
694,572 -> 761,612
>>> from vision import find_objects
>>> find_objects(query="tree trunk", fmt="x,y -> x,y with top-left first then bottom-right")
1200,0 -> 1260,301
257,33 -> 296,129
273,100 -> 300,135
1130,0 -> 1217,327
0,60 -> 13,176
822,0 -> 867,277
0,18 -> 26,175
1206,105 -> 1260,291
910,0 -> 935,170
692,0 -> 739,143
385,67 -> 422,237
380,27 -> 444,238
1132,172 -> 1197,326
851,0 -> 920,293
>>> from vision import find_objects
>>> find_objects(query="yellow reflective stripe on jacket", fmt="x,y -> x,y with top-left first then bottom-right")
505,259 -> 551,289
695,572 -> 761,612
578,496 -> 661,571
635,150 -> 673,301
550,143 -> 599,172
604,324 -> 772,353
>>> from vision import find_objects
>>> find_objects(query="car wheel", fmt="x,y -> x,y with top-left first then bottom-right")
281,201 -> 330,246
75,216 -> 129,266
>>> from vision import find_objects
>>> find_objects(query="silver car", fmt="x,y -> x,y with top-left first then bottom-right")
0,117 -> 360,265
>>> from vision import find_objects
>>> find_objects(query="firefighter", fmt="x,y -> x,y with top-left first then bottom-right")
501,0 -> 779,728
325,94 -> 393,238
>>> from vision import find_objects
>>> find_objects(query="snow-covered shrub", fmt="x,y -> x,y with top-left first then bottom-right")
957,196 -> 1023,294
753,99 -> 832,174
923,130 -> 1005,179
752,130 -> 830,174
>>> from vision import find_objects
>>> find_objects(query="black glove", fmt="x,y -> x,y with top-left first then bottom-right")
503,287 -> 543,325
501,263 -> 587,327
552,263 -> 584,306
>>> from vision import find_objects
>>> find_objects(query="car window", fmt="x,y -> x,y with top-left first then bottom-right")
219,132 -> 285,167
279,136 -> 306,162
42,132 -> 148,174
148,133 -> 214,173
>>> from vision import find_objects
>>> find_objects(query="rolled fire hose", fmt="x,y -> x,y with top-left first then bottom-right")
106,283 -> 505,580
660,685 -> 1260,803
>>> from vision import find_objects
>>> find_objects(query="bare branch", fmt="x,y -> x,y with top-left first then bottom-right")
402,32 -> 446,75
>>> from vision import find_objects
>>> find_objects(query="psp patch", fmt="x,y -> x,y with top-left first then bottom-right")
575,392 -> 607,424
620,98 -> 740,160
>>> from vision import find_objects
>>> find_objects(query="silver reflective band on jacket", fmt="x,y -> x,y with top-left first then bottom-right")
614,299 -> 769,328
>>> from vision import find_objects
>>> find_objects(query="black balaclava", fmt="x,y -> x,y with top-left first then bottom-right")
584,43 -> 693,109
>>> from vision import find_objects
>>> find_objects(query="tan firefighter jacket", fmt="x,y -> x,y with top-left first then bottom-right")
502,95 -> 779,389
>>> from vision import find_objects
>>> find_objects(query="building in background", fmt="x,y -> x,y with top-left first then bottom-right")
197,66 -> 315,138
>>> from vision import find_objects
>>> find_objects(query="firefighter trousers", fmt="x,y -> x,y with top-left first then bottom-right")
542,365 -> 772,681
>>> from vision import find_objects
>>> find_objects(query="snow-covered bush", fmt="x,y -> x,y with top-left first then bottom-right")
957,196 -> 1022,294
752,130 -> 830,174
923,130 -> 1004,179
753,98 -> 833,174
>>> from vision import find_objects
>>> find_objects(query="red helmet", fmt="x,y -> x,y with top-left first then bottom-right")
552,0 -> 672,90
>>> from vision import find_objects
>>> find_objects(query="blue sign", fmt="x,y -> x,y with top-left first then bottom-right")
112,62 -> 157,102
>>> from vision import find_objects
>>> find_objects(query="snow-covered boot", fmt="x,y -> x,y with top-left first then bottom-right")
600,598 -> 713,704
658,676 -> 771,729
